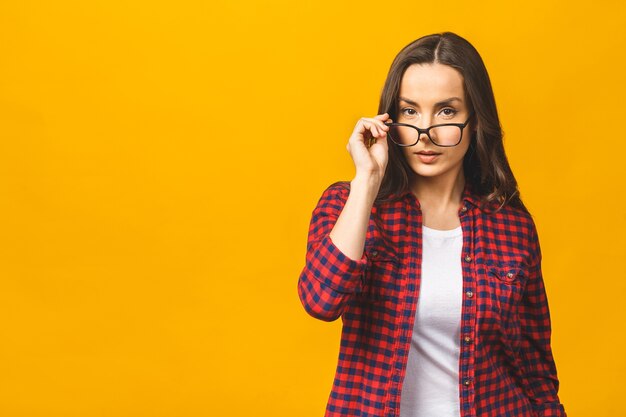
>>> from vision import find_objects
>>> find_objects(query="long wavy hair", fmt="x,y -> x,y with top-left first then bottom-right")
367,32 -> 528,214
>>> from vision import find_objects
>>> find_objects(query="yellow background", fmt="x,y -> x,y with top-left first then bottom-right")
0,1 -> 624,416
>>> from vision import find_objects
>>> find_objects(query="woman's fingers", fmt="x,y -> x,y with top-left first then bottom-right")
346,114 -> 390,178
368,122 -> 380,138
348,113 -> 391,156
357,115 -> 389,139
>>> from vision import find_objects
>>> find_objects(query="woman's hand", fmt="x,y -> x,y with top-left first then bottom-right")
346,113 -> 392,184
322,113 -> 392,265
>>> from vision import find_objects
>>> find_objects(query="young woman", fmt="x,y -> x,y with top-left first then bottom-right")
297,32 -> 566,417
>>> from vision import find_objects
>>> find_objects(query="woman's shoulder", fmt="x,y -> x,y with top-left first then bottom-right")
310,181 -> 352,211
316,181 -> 406,208
324,180 -> 352,194
483,201 -> 539,243
500,201 -> 535,223
317,180 -> 351,201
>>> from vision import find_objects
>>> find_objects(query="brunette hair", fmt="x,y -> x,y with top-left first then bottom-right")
367,32 -> 528,214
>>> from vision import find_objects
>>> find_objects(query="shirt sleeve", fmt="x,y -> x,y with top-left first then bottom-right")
519,220 -> 567,416
297,182 -> 369,322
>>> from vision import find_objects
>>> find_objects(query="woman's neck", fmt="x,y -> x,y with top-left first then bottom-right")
410,170 -> 466,210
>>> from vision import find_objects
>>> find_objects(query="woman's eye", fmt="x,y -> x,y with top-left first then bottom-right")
441,108 -> 457,116
401,108 -> 417,116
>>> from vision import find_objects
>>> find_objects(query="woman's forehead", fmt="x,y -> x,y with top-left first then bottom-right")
399,63 -> 465,104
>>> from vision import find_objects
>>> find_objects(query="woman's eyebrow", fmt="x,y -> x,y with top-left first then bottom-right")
399,96 -> 463,107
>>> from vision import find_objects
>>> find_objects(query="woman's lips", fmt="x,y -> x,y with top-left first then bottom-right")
415,152 -> 441,163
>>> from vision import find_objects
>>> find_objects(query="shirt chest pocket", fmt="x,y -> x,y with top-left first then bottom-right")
487,263 -> 527,286
488,264 -> 526,284
357,241 -> 400,303
485,261 -> 528,310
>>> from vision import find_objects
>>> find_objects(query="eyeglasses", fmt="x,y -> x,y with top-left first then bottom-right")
384,116 -> 472,147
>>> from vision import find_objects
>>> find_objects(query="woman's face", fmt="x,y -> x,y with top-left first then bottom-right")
396,63 -> 473,183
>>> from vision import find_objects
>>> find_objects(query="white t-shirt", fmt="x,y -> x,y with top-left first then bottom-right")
399,224 -> 463,417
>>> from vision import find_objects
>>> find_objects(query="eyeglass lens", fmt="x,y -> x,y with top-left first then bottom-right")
387,125 -> 461,146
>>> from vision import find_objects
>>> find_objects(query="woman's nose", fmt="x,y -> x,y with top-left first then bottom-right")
418,131 -> 431,144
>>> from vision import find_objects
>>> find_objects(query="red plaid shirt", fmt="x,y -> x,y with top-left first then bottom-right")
298,181 -> 566,417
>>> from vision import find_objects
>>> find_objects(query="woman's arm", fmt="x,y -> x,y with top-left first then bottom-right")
297,113 -> 390,321
297,177 -> 380,322
518,221 -> 567,416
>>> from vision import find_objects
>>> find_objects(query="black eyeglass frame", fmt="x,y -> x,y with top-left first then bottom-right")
383,115 -> 473,147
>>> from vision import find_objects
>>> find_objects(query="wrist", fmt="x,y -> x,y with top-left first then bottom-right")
350,175 -> 381,200
352,172 -> 382,186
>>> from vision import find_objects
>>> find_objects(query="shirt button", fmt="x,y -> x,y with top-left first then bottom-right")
463,379 -> 472,386
466,291 -> 474,298
464,255 -> 472,262
464,336 -> 472,344
460,205 -> 468,212
371,250 -> 379,258
506,272 -> 514,279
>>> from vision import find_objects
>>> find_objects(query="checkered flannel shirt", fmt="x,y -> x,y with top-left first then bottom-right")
298,181 -> 566,417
